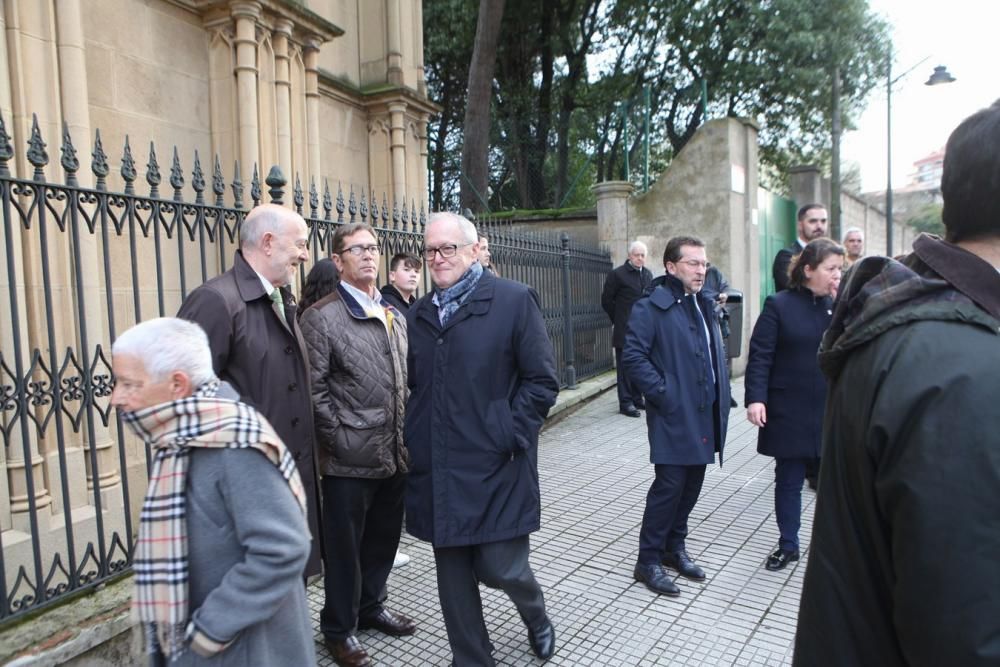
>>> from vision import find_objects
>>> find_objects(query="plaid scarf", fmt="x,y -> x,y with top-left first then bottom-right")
434,260 -> 484,325
123,380 -> 306,659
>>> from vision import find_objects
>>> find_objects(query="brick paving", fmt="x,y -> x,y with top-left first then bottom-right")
310,378 -> 815,666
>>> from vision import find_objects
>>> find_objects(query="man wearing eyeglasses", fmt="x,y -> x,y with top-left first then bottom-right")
177,203 -> 322,582
299,223 -> 416,667
404,212 -> 560,666
622,236 -> 730,598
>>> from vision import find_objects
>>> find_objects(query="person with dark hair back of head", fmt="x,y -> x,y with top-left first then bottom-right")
745,238 -> 843,573
299,258 -> 340,316
795,100 -> 1000,666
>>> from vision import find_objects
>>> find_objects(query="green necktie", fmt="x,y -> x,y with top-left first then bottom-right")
270,288 -> 288,326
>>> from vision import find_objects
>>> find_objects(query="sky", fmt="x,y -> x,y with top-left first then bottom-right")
842,0 -> 999,192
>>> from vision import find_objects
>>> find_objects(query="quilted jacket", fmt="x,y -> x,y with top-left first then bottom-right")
300,284 -> 408,479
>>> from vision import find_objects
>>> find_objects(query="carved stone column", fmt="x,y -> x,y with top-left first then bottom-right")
388,102 -> 407,204
303,35 -> 321,187
273,19 -> 293,179
385,0 -> 403,86
417,113 -> 429,205
231,2 -> 261,173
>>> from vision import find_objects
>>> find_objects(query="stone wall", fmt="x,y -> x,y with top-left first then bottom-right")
595,118 -> 762,374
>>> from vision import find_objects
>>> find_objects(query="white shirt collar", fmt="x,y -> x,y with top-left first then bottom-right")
256,271 -> 276,296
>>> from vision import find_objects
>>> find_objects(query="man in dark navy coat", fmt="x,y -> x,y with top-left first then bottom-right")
405,212 -> 560,666
623,236 -> 730,597
602,241 -> 653,417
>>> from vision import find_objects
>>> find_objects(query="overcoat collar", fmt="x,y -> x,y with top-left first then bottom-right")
649,274 -> 711,311
415,270 -> 496,332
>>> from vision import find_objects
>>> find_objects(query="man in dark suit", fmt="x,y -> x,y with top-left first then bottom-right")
177,203 -> 322,580
772,204 -> 828,291
602,241 -> 653,417
771,203 -> 828,489
622,236 -> 730,597
405,212 -> 559,666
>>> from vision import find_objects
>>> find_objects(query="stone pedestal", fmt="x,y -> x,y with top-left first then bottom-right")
593,181 -> 635,267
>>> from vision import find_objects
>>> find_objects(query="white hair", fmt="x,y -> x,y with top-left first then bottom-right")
240,204 -> 295,249
629,241 -> 647,254
112,318 -> 216,386
427,212 -> 478,244
842,226 -> 864,241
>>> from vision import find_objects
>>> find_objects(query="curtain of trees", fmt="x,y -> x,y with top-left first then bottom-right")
425,0 -> 890,213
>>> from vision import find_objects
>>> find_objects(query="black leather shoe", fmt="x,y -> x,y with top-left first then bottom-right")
357,608 -> 417,636
324,635 -> 372,667
662,550 -> 706,581
633,563 -> 680,596
620,406 -> 641,418
765,548 -> 800,571
527,617 -> 556,660
806,476 -> 818,491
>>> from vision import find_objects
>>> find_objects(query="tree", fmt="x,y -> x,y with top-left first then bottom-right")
460,0 -> 507,213
906,202 -> 945,237
426,0 -> 890,211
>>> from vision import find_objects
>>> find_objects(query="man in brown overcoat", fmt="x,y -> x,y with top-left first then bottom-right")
177,203 -> 322,578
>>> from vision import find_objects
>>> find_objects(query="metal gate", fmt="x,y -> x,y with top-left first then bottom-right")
756,188 -> 797,307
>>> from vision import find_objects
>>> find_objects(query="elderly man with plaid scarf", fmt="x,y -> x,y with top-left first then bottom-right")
111,317 -> 315,666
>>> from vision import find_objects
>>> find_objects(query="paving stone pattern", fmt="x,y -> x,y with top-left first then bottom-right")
310,379 -> 815,666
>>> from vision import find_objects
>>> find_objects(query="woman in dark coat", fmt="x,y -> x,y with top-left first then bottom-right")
745,238 -> 844,571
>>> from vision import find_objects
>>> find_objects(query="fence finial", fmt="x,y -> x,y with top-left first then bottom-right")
121,136 -> 136,194
265,165 -> 285,204
232,160 -> 244,209
212,155 -> 225,207
191,150 -> 205,204
170,147 -> 184,201
309,176 -> 319,218
293,173 -> 303,212
27,114 -> 49,181
91,128 -> 109,190
146,142 -> 161,198
0,111 -> 13,176
60,122 -> 79,184
324,180 -> 334,221
250,163 -> 261,206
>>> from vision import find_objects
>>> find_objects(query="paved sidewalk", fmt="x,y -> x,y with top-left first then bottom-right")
310,378 -> 815,666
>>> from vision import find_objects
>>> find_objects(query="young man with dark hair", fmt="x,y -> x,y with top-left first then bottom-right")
795,101 -> 1000,666
381,252 -> 423,311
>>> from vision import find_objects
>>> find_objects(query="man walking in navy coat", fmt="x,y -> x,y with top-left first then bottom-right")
623,236 -> 730,597
405,212 -> 560,666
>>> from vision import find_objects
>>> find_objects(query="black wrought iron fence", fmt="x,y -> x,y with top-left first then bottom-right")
0,112 -> 613,624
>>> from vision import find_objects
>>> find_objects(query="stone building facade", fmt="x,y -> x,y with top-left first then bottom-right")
0,2 -> 434,658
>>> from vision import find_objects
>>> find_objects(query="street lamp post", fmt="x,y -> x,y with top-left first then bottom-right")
885,58 -> 955,256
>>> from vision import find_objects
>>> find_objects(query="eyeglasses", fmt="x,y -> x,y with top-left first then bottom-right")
422,243 -> 472,260
341,244 -> 380,257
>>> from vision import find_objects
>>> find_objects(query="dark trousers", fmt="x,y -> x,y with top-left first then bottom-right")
615,347 -> 642,409
320,472 -> 406,641
637,464 -> 707,565
433,536 -> 547,667
804,457 -> 821,483
774,458 -> 813,551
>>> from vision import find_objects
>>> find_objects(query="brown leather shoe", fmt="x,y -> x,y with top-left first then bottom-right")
324,635 -> 372,667
357,607 -> 418,636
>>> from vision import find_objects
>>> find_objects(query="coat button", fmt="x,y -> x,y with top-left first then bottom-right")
285,345 -> 293,354
437,338 -> 443,345
288,382 -> 297,391
291,417 -> 300,426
